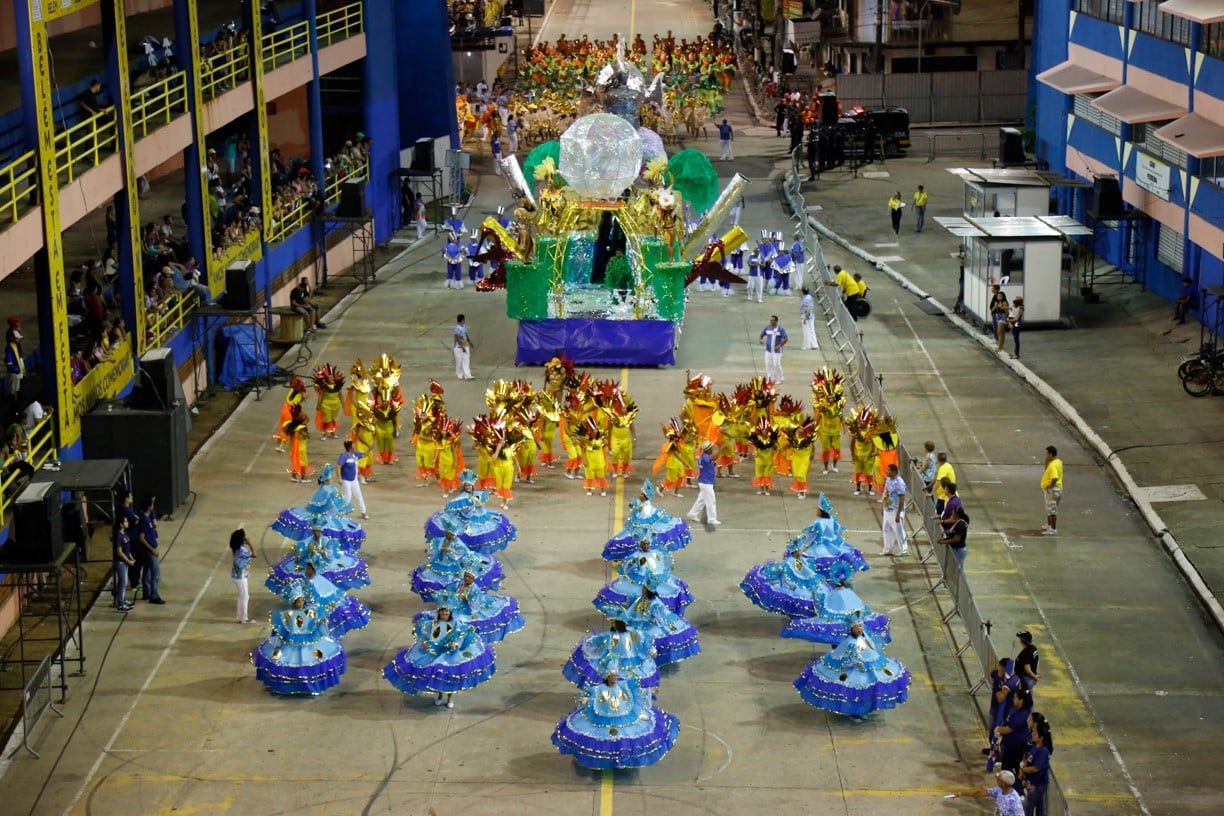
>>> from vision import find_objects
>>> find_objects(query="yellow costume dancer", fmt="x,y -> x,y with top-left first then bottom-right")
771,395 -> 804,479
436,418 -> 465,496
561,392 -> 586,480
786,417 -> 816,499
812,368 -> 846,474
274,377 -> 307,451
412,380 -> 447,485
536,393 -> 561,468
748,416 -> 780,496
312,363 -> 345,440
846,406 -> 882,496
472,414 -> 521,508
873,418 -> 900,495
348,401 -> 376,482
654,418 -> 693,497
607,392 -> 638,477
284,406 -> 314,482
370,355 -> 404,465
575,416 -> 611,496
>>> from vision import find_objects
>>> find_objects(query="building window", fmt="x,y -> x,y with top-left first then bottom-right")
1134,121 -> 1189,168
1157,223 -> 1184,272
1200,156 -> 1224,188
1131,1 -> 1192,45
1074,0 -> 1125,24
1205,22 -> 1224,58
1073,93 -> 1123,136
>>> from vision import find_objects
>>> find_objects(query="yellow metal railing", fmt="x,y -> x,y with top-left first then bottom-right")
0,150 -> 37,222
71,335 -> 135,422
261,19 -> 311,71
266,196 -> 314,245
318,2 -> 364,46
207,229 -> 262,292
143,291 -> 199,353
200,42 -> 251,98
54,111 -> 118,184
0,412 -> 57,526
324,159 -> 369,204
131,71 -> 189,138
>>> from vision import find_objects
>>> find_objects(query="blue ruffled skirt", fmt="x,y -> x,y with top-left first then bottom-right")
425,511 -> 516,554
594,576 -> 693,614
562,633 -> 660,689
410,557 -> 505,602
267,552 -> 370,593
552,706 -> 679,769
382,640 -> 496,695
327,595 -> 371,637
414,597 -> 524,644
740,563 -> 819,618
251,634 -> 346,695
602,519 -> 691,561
272,508 -> 365,551
793,656 -> 911,717
780,611 -> 891,645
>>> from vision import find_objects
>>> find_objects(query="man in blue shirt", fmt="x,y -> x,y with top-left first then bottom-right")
338,440 -> 368,518
136,495 -> 165,604
113,514 -> 136,612
686,443 -> 721,525
716,118 -> 733,161
759,315 -> 788,383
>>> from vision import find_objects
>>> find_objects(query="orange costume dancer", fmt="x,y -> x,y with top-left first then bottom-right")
284,405 -> 314,482
812,368 -> 846,475
786,417 -> 817,499
771,395 -> 804,479
655,418 -> 694,497
312,363 -> 346,440
274,377 -> 307,451
560,392 -> 586,480
846,407 -> 884,496
748,416 -> 781,496
873,419 -> 900,496
472,413 -> 521,509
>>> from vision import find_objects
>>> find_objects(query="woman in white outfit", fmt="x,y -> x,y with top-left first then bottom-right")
229,528 -> 256,624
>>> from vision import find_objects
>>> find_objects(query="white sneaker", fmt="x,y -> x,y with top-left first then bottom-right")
1041,528 -> 1057,536
821,469 -> 829,475
361,513 -> 370,519
853,488 -> 861,496
709,519 -> 722,525
686,514 -> 699,521
831,465 -> 839,473
446,700 -> 454,709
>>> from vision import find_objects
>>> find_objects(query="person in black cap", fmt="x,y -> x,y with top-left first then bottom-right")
1015,630 -> 1041,691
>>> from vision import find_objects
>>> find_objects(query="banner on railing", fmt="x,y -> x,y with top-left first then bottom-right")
70,337 -> 135,424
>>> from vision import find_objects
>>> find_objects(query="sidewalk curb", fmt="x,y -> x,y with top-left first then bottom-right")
787,171 -> 1224,634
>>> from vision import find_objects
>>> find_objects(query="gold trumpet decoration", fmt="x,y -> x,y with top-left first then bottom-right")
690,225 -> 748,264
681,172 -> 751,259
497,154 -> 537,212
480,216 -> 526,262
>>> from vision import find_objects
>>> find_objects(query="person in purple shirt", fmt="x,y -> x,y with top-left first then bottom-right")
686,443 -> 721,526
113,514 -> 136,612
1020,713 -> 1054,816
136,495 -> 164,604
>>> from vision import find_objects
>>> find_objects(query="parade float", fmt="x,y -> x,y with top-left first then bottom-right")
480,42 -> 749,367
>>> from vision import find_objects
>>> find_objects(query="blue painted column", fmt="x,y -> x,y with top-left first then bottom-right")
304,0 -> 328,282
394,0 -> 460,149
363,0 -> 402,242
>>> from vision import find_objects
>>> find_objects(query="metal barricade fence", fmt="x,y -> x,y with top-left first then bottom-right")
782,168 -> 1070,813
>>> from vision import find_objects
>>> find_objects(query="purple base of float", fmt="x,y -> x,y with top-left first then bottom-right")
516,319 -> 677,367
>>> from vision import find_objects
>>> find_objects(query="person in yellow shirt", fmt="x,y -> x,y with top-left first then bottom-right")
1040,445 -> 1063,536
828,265 -> 856,298
888,191 -> 904,235
926,452 -> 955,514
913,185 -> 928,233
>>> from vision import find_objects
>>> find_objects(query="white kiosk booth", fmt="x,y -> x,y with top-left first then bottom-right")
937,215 -> 1091,325
949,167 -> 1051,217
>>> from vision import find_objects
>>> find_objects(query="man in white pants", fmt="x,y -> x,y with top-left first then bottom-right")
338,440 -> 368,518
687,443 -> 721,525
880,463 -> 908,556
759,315 -> 788,383
800,287 -> 819,350
453,313 -> 473,380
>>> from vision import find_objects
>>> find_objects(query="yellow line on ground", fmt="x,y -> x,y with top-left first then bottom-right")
600,768 -> 615,814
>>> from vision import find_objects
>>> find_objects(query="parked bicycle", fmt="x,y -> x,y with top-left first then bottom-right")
1181,352 -> 1224,397
1177,343 -> 1224,383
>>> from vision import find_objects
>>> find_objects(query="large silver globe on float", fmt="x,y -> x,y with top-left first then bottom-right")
559,113 -> 643,201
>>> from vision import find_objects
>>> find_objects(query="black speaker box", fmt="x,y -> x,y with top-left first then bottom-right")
1091,175 -> 1125,219
6,481 -> 65,564
223,260 -> 257,311
819,93 -> 839,127
999,127 -> 1026,166
82,404 -> 189,518
410,138 -> 434,172
337,180 -> 366,217
129,347 -> 181,411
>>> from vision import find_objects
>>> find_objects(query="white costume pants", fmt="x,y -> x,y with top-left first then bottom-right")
764,350 -> 784,383
233,576 -> 249,622
802,318 -> 819,350
454,345 -> 471,380
748,275 -> 764,301
881,512 -> 908,555
688,483 -> 719,523
340,477 -> 367,515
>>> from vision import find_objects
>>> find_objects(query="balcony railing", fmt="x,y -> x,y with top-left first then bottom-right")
0,150 -> 37,223
131,71 -> 189,138
54,110 -> 118,184
200,42 -> 251,99
143,291 -> 199,353
265,195 -> 315,245
318,2 -> 364,46
261,20 -> 311,71
0,412 -> 57,528
324,159 -> 369,205
208,228 -> 263,293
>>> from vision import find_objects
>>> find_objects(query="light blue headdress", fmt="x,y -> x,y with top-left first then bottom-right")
818,492 -> 833,514
459,469 -> 478,485
640,479 -> 656,500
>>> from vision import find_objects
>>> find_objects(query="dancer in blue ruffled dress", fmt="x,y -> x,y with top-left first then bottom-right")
251,594 -> 346,695
423,570 -> 524,643
740,548 -> 851,619
780,575 -> 891,644
410,532 -> 504,602
272,465 -> 366,551
793,620 -> 911,720
597,587 -> 700,666
603,480 -> 691,561
552,672 -> 679,769
595,538 -> 693,614
267,525 -> 369,593
383,606 -> 496,708
564,617 -> 660,688
424,470 -> 516,555
270,560 -> 370,637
